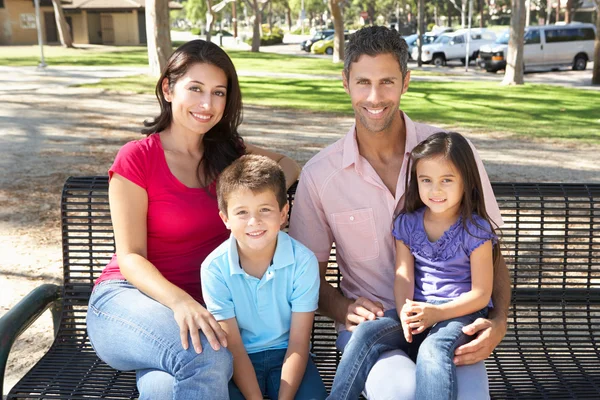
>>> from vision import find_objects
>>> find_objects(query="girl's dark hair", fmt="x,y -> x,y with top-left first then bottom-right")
142,40 -> 245,185
403,131 -> 500,263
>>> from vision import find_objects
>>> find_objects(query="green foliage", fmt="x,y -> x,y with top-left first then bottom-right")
184,0 -> 207,25
245,32 -> 284,46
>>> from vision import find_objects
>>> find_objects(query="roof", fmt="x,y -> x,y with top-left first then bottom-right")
63,0 -> 182,10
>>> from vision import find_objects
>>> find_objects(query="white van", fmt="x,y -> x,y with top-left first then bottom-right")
412,29 -> 497,66
477,23 -> 596,72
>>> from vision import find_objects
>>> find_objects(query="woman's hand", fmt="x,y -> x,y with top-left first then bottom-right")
172,298 -> 228,353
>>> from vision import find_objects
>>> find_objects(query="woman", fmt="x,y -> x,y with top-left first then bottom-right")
86,40 -> 300,400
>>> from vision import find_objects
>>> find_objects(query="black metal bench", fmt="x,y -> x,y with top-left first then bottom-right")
1,177 -> 599,399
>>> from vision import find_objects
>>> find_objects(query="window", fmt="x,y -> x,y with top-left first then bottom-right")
545,28 -> 579,43
577,28 -> 595,41
525,29 -> 540,44
451,35 -> 464,44
470,33 -> 482,40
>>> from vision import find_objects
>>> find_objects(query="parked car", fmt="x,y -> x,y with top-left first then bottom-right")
413,29 -> 497,66
300,29 -> 335,52
311,33 -> 351,55
477,23 -> 597,73
403,32 -> 440,60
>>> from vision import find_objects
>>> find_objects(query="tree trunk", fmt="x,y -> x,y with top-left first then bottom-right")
461,0 -> 466,28
417,0 -> 424,67
447,6 -> 452,27
205,0 -> 214,43
592,3 -> 600,85
268,1 -> 273,33
479,0 -> 484,27
251,0 -> 261,52
51,0 -> 73,48
286,5 -> 292,32
146,0 -> 172,77
502,0 -> 526,85
564,0 -> 573,23
330,0 -> 344,63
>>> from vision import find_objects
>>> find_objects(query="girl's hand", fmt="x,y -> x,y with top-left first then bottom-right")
402,299 -> 442,334
172,298 -> 228,353
399,306 -> 413,343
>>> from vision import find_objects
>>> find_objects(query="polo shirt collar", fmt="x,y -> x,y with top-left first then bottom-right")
341,111 -> 419,170
227,231 -> 294,276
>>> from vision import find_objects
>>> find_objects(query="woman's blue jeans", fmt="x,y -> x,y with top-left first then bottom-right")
328,306 -> 488,400
86,280 -> 233,400
228,348 -> 327,399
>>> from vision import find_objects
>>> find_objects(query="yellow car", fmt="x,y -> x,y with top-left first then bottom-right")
311,33 -> 350,55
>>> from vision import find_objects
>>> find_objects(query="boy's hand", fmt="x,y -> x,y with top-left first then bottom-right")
399,306 -> 413,343
402,299 -> 441,334
345,297 -> 385,331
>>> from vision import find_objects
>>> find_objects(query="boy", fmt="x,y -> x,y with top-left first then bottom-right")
201,154 -> 327,400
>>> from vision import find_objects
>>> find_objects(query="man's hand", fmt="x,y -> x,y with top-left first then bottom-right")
401,299 -> 442,335
345,297 -> 384,331
454,316 -> 507,365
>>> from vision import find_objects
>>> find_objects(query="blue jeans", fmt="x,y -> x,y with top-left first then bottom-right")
86,280 -> 233,400
329,306 -> 489,400
228,348 -> 327,399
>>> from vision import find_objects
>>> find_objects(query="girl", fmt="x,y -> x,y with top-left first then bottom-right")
326,131 -> 498,400
393,131 -> 498,400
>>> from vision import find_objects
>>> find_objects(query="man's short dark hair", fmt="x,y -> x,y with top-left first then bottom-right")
217,154 -> 287,215
344,26 -> 409,80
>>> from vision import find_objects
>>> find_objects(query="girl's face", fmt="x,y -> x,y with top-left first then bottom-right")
162,62 -> 228,137
416,156 -> 464,218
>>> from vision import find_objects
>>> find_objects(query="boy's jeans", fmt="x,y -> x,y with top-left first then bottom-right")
228,348 -> 327,400
86,280 -> 233,400
328,305 -> 489,400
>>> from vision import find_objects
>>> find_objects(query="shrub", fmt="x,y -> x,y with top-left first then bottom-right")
244,31 -> 284,46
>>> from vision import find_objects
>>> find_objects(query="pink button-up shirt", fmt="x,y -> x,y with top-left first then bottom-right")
289,113 -> 503,320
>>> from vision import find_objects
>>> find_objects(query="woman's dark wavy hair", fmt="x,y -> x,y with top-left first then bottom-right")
403,131 -> 500,263
142,40 -> 245,185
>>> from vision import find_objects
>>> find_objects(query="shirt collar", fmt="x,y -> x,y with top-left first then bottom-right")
227,231 -> 294,276
341,111 -> 418,170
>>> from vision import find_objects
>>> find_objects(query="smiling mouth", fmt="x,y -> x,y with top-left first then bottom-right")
429,198 -> 447,203
190,112 -> 211,121
364,107 -> 386,115
246,230 -> 266,238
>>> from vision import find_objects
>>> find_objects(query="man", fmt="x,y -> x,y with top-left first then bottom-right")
289,26 -> 510,399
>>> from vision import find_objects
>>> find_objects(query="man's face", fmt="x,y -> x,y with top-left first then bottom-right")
343,53 -> 410,134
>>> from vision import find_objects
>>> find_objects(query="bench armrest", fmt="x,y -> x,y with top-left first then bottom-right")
0,284 -> 61,394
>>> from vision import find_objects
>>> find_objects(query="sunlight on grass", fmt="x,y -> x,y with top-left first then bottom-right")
79,75 -> 600,143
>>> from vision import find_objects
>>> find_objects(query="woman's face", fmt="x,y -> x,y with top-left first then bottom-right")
163,62 -> 228,136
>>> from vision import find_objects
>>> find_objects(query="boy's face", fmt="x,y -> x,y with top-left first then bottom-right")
219,188 -> 289,257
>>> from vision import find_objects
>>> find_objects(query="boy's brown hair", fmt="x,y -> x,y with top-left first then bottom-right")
217,154 -> 287,215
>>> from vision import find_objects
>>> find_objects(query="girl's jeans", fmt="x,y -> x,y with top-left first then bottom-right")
228,348 -> 328,399
86,280 -> 233,400
328,305 -> 489,400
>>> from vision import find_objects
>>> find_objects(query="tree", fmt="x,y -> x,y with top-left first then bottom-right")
185,0 -> 208,25
417,0 -> 424,66
245,0 -> 270,52
593,0 -> 600,85
330,0 -> 344,63
147,0 -> 172,77
205,0 -> 215,43
51,0 -> 73,48
501,0 -> 526,85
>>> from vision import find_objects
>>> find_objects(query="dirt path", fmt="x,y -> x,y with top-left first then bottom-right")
2,87 -> 600,395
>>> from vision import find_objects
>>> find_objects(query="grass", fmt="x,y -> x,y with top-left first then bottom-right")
0,44 -> 438,77
80,76 -> 600,142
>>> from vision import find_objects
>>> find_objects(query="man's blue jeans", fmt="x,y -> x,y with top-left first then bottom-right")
329,307 -> 489,400
228,348 -> 327,399
86,280 -> 233,400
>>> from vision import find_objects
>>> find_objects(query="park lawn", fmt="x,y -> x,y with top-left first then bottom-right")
0,44 -> 439,77
80,75 -> 600,142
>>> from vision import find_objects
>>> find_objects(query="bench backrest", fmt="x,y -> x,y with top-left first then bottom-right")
60,177 -> 600,395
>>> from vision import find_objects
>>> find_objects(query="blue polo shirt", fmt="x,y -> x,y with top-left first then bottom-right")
201,231 -> 320,354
